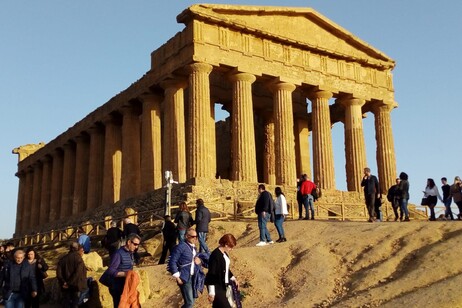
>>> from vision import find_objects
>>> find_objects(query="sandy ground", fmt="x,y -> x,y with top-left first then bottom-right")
36,218 -> 462,307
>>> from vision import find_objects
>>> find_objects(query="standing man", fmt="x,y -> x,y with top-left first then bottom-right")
122,218 -> 141,265
441,177 -> 454,220
167,228 -> 202,308
103,221 -> 124,257
300,175 -> 317,220
106,233 -> 141,308
255,184 -> 274,246
0,249 -> 37,308
195,199 -> 211,254
158,215 -> 177,265
296,175 -> 305,220
56,242 -> 87,308
361,167 -> 380,222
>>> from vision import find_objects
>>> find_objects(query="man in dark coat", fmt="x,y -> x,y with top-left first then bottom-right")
195,199 -> 211,253
56,242 -> 87,308
158,215 -> 177,264
361,167 -> 380,222
123,218 -> 141,265
0,249 -> 37,307
255,184 -> 274,246
104,221 -> 124,257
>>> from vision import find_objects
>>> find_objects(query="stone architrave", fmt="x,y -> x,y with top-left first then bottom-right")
340,97 -> 367,192
270,82 -> 297,186
308,90 -> 335,189
120,105 -> 141,200
87,126 -> 105,210
60,142 -> 76,219
30,162 -> 43,229
187,62 -> 215,179
102,116 -> 122,206
229,72 -> 257,182
49,149 -> 64,222
14,171 -> 26,235
140,94 -> 163,191
161,80 -> 187,183
263,115 -> 276,185
295,117 -> 311,179
372,101 -> 397,193
39,156 -> 52,225
73,135 -> 90,214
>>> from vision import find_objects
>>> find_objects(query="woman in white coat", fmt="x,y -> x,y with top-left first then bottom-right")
274,187 -> 289,242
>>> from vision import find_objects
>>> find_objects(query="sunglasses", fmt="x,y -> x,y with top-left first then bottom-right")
131,241 -> 140,246
188,235 -> 198,238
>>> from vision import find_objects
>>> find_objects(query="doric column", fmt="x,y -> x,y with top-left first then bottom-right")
270,82 -> 297,186
161,80 -> 187,183
120,105 -> 141,199
372,101 -> 397,194
60,141 -> 76,218
73,135 -> 90,214
308,90 -> 335,189
340,97 -> 367,192
295,117 -> 311,179
14,171 -> 26,235
263,115 -> 276,185
87,125 -> 105,210
102,116 -> 122,205
30,162 -> 43,230
229,72 -> 257,182
39,156 -> 52,225
49,148 -> 64,222
22,167 -> 34,232
140,94 -> 163,191
187,62 -> 215,178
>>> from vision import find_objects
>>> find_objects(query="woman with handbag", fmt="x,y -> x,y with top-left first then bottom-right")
274,187 -> 289,242
205,234 -> 241,308
423,178 -> 443,221
25,247 -> 49,308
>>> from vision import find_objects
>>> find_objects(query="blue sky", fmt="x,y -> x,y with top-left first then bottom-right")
1,1 -> 461,239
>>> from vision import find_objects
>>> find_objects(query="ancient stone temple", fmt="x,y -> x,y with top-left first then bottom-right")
12,4 -> 397,236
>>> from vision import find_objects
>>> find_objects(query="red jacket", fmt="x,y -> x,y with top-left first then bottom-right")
300,180 -> 316,196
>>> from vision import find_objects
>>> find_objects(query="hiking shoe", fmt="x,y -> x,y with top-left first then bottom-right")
256,241 -> 267,247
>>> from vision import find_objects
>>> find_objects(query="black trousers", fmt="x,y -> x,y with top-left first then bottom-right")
213,286 -> 231,308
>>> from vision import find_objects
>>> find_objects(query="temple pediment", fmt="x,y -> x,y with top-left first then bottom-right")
178,4 -> 395,69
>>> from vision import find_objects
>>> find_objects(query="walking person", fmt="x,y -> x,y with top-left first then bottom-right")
361,167 -> 380,222
25,248 -> 48,308
441,177 -> 454,220
274,187 -> 288,242
397,172 -> 410,221
423,178 -> 443,221
106,233 -> 142,308
195,199 -> 211,253
167,228 -> 203,308
0,250 -> 38,308
299,175 -> 316,220
296,175 -> 305,220
449,176 -> 462,220
174,202 -> 195,243
205,234 -> 241,308
158,215 -> 177,265
255,184 -> 274,246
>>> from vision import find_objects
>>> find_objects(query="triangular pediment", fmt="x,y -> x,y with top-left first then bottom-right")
178,4 -> 394,69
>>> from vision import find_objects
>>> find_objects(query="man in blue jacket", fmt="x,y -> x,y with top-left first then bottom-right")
168,228 -> 202,308
0,249 -> 37,307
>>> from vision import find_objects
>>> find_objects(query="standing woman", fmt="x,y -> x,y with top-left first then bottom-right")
449,176 -> 462,220
423,178 -> 443,221
25,247 -> 49,308
174,202 -> 195,242
274,187 -> 289,242
398,172 -> 410,221
205,234 -> 240,308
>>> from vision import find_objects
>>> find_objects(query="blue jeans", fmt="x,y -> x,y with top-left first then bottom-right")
302,195 -> 314,219
258,212 -> 272,242
443,199 -> 454,220
197,232 -> 209,253
400,198 -> 409,218
4,292 -> 24,308
274,214 -> 285,239
178,229 -> 186,243
179,279 -> 195,308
